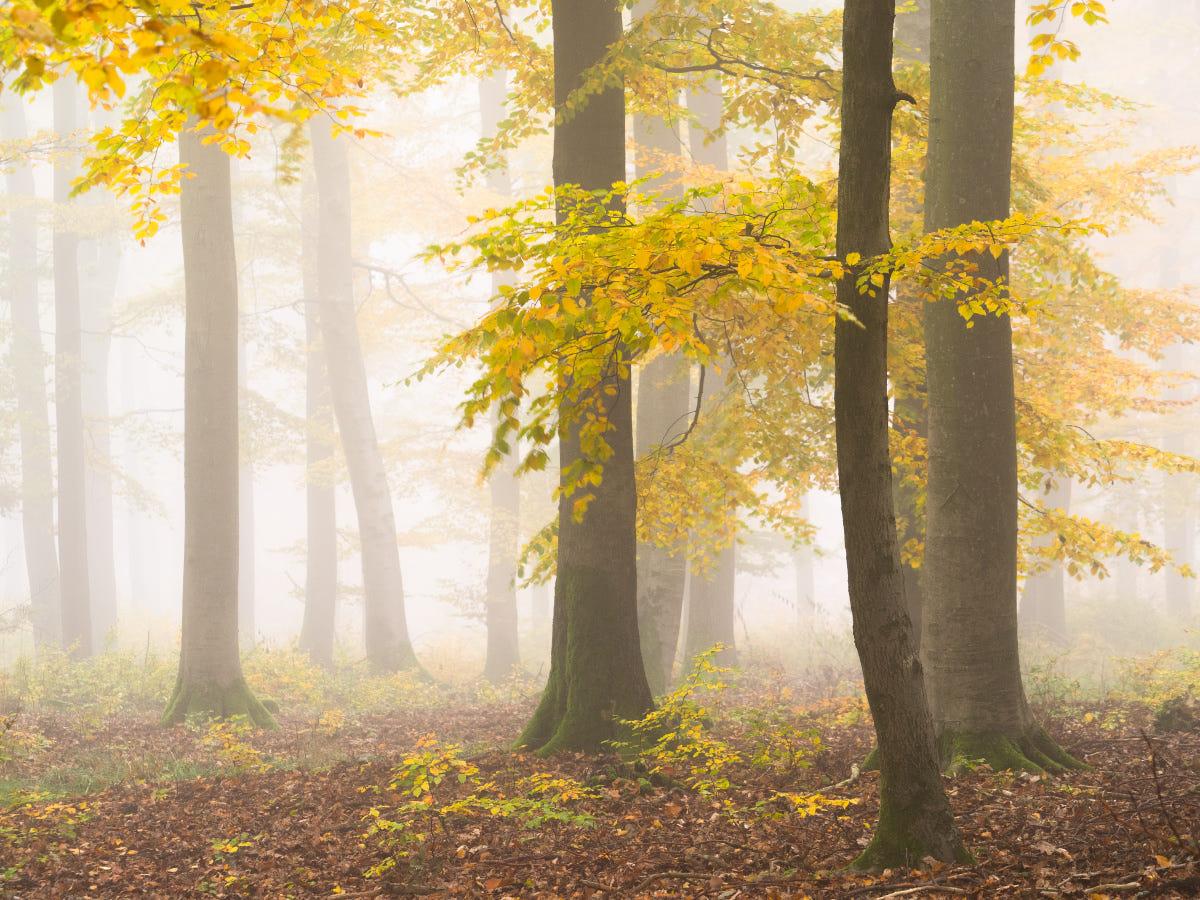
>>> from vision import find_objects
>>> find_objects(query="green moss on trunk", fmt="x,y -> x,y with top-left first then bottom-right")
161,674 -> 278,729
516,564 -> 653,755
850,767 -> 974,870
939,726 -> 1086,775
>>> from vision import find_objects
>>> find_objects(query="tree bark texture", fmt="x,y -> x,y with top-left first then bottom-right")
54,81 -> 93,658
298,172 -> 338,669
310,118 -> 420,672
162,125 -> 273,727
1,99 -> 62,650
516,0 -> 654,754
632,99 -> 691,688
834,0 -> 966,869
922,0 -> 1079,772
480,72 -> 522,682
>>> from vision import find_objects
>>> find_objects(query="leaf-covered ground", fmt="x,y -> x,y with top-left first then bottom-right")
1,670 -> 1198,899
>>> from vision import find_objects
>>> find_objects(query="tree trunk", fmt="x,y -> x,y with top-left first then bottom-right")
310,118 -> 419,672
54,80 -> 93,658
890,0 -> 930,650
921,0 -> 1080,772
516,0 -> 654,754
1019,479 -> 1070,645
79,206 -> 121,652
298,172 -> 338,668
1,98 -> 61,650
834,0 -> 966,869
238,338 -> 256,648
161,124 -> 274,727
479,72 -> 522,682
681,74 -> 738,675
1160,243 -> 1194,618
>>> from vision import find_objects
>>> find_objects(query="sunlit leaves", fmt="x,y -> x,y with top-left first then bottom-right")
1026,1 -> 1108,75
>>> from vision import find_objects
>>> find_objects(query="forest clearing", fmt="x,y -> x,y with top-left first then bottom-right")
0,645 -> 1199,899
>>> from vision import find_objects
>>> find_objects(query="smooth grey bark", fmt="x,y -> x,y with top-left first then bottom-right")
79,210 -> 121,651
1019,479 -> 1071,644
480,72 -> 522,682
681,74 -> 738,674
1,99 -> 61,649
310,118 -> 419,672
834,0 -> 965,869
53,80 -> 93,657
298,173 -> 338,668
161,125 -> 273,727
921,0 -> 1078,772
516,0 -> 654,754
238,338 -> 256,648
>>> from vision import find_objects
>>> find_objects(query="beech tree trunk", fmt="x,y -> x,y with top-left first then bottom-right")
298,173 -> 338,668
921,0 -> 1079,772
1,99 -> 61,650
1019,479 -> 1070,645
310,119 -> 419,672
79,210 -> 121,652
889,0 -> 930,649
54,81 -> 93,657
682,74 -> 738,674
834,0 -> 965,869
479,72 -> 523,682
161,125 -> 274,727
516,0 -> 654,754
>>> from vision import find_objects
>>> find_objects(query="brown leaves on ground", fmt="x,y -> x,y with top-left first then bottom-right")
1,694 -> 1197,899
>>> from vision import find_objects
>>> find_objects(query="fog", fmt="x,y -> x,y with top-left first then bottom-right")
0,0 -> 1198,679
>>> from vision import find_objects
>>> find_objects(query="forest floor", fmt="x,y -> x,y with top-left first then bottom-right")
0,650 -> 1198,899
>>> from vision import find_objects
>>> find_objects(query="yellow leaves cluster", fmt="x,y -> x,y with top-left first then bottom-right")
1026,1 -> 1107,76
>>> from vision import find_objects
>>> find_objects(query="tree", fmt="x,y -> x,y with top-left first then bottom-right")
515,0 -> 655,754
298,171 -> 339,669
1,96 -> 61,651
833,0 -> 966,868
310,117 -> 420,673
920,0 -> 1080,772
479,71 -> 522,682
161,123 -> 274,727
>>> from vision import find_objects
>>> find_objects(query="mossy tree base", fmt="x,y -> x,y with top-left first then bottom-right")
849,769 -> 974,871
516,564 -> 653,756
939,724 -> 1086,775
161,675 -> 278,728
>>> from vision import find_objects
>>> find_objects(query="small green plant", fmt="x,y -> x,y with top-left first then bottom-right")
198,717 -> 271,774
610,645 -> 742,795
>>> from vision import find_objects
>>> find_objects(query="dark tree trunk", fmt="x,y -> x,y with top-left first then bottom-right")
54,80 -> 93,657
161,124 -> 273,727
311,118 -> 420,672
298,173 -> 338,669
480,72 -> 522,682
834,0 -> 966,869
516,0 -> 654,754
921,0 -> 1080,772
1,99 -> 61,650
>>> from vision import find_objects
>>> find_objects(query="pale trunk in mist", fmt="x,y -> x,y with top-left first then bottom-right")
310,118 -> 419,672
161,124 -> 273,726
1,98 -> 61,649
54,80 -> 93,657
299,172 -> 338,668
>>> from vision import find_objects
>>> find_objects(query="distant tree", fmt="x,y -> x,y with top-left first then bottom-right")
515,0 -> 655,754
53,80 -> 93,658
480,71 -> 522,683
1,97 -> 61,651
920,0 -> 1080,772
310,118 -> 420,673
833,0 -> 966,868
161,123 -> 274,727
298,171 -> 338,669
